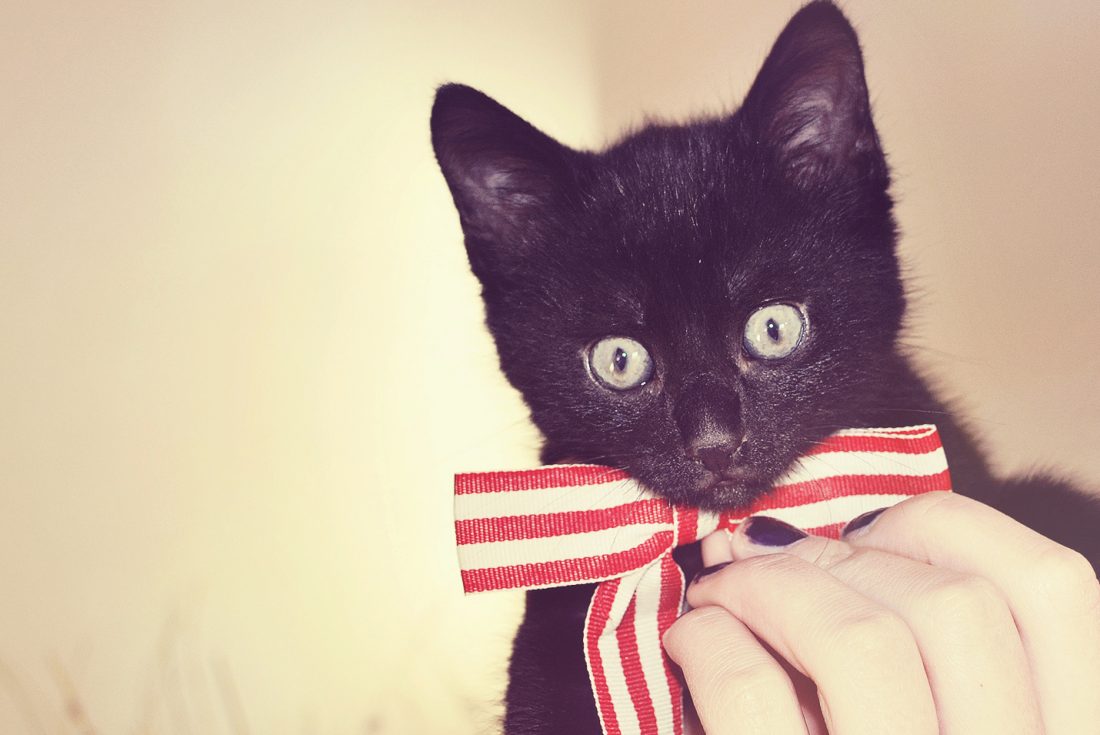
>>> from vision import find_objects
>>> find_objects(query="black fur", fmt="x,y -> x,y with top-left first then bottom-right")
431,2 -> 1100,732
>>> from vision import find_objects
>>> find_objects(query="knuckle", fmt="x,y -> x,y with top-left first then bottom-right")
832,610 -> 914,661
1025,545 -> 1100,611
916,575 -> 1009,632
701,662 -> 792,722
901,490 -> 960,521
664,606 -> 724,651
806,539 -> 856,572
739,552 -> 800,576
664,607 -> 717,646
681,605 -> 728,624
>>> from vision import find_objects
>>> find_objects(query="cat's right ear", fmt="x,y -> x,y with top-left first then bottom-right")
431,84 -> 579,277
740,2 -> 886,189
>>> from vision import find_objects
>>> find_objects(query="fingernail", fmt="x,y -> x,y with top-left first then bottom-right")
743,516 -> 807,546
842,507 -> 887,537
691,562 -> 731,585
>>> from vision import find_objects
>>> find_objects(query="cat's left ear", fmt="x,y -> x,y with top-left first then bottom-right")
741,2 -> 886,188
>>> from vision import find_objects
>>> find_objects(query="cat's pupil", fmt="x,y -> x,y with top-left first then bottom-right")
613,347 -> 628,373
766,318 -> 781,342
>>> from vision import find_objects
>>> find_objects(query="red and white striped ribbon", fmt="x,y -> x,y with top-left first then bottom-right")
454,425 -> 951,735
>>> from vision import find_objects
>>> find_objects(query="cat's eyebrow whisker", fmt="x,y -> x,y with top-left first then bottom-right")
872,407 -> 1004,428
812,452 -> 883,496
554,480 -> 611,513
543,457 -> 634,514
809,454 -> 846,475
896,340 -> 986,366
792,451 -> 864,530
872,406 -> 957,416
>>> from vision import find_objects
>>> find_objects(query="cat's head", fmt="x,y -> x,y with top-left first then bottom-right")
431,2 -> 905,511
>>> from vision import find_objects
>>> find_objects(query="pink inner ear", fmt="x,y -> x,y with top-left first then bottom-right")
485,169 -> 514,191
781,87 -> 835,152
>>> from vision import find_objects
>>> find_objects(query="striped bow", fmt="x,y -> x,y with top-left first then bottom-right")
454,426 -> 951,735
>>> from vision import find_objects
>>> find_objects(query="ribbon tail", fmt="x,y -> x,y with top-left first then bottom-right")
584,555 -> 685,735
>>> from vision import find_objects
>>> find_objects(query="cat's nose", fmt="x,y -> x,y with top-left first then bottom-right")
687,435 -> 743,474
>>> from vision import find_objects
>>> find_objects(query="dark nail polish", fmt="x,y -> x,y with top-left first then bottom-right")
691,562 -> 731,585
842,507 -> 887,537
743,516 -> 807,546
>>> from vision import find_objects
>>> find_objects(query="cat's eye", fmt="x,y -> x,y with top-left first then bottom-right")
743,303 -> 807,360
587,337 -> 654,391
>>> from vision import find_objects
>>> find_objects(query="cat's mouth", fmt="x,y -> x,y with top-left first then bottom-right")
625,443 -> 803,512
699,472 -> 774,510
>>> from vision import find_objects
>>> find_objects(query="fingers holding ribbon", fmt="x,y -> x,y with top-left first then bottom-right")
671,548 -> 938,735
669,495 -> 1100,734
724,513 -> 1040,733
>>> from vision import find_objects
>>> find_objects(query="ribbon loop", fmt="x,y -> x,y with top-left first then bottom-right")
455,467 -> 677,593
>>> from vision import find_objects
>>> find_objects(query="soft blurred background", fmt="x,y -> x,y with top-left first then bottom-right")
2,1 -> 1097,733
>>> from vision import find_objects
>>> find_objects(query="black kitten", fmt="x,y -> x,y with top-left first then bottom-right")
431,2 -> 1100,732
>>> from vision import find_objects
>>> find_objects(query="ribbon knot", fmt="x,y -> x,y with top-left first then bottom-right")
455,426 -> 951,735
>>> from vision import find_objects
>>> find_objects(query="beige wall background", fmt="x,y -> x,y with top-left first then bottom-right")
1,2 -> 1096,733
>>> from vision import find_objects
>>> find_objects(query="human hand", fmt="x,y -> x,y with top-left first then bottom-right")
662,491 -> 1100,734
